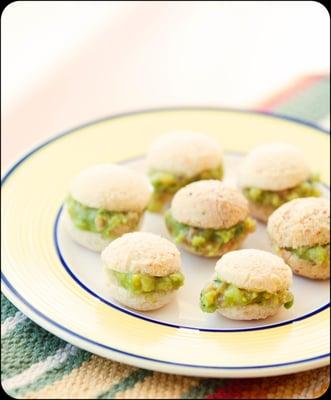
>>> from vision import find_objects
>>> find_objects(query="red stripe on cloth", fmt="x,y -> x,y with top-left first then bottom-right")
206,379 -> 269,399
257,74 -> 327,111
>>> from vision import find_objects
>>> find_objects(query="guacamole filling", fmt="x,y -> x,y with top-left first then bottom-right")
148,165 -> 223,212
200,276 -> 294,313
66,196 -> 143,239
165,210 -> 256,257
243,175 -> 320,209
280,243 -> 330,266
110,270 -> 185,295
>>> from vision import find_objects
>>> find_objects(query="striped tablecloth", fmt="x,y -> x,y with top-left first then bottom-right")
1,75 -> 330,399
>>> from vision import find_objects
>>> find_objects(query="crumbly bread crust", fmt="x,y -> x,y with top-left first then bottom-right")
69,164 -> 151,212
102,232 -> 181,276
277,247 -> 330,280
171,181 -> 249,229
267,197 -> 330,248
238,143 -> 311,191
218,303 -> 281,320
215,249 -> 292,292
63,207 -> 111,252
146,132 -> 223,177
248,200 -> 275,223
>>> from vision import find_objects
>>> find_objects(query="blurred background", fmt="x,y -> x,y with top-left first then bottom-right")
1,1 -> 330,169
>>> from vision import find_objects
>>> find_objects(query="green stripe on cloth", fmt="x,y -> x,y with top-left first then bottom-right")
6,349 -> 91,397
274,77 -> 330,123
1,316 -> 66,379
97,369 -> 153,399
1,294 -> 19,323
181,379 -> 224,399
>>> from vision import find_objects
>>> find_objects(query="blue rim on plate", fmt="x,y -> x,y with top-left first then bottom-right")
2,275 -> 330,370
2,107 -> 330,372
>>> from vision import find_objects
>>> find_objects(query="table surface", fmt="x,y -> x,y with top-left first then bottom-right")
1,2 -> 330,169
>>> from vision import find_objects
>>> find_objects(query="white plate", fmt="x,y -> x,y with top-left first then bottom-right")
2,108 -> 330,377
57,153 -> 330,331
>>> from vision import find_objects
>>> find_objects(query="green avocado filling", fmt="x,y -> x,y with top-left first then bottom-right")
285,244 -> 330,266
243,175 -> 321,209
200,276 -> 294,313
147,166 -> 223,212
66,196 -> 143,239
165,210 -> 256,257
111,270 -> 185,294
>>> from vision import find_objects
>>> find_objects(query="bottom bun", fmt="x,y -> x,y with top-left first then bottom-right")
248,201 -> 275,223
179,233 -> 247,258
63,207 -> 111,252
218,303 -> 281,320
277,248 -> 330,280
107,281 -> 175,311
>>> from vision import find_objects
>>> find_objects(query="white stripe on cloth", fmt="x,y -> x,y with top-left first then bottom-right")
1,311 -> 27,337
2,343 -> 78,391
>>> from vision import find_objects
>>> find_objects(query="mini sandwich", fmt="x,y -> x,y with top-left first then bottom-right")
146,132 -> 223,212
200,249 -> 294,320
165,180 -> 256,257
238,143 -> 320,223
64,164 -> 151,252
267,197 -> 330,280
101,232 -> 184,310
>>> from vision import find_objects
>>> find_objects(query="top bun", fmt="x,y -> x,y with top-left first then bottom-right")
171,180 -> 249,229
69,164 -> 151,212
101,232 -> 181,276
267,197 -> 330,248
238,143 -> 311,191
215,249 -> 292,292
146,131 -> 223,177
